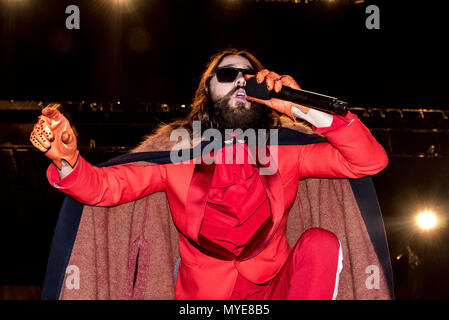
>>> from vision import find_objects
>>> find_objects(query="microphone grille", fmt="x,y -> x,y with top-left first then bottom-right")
245,77 -> 271,100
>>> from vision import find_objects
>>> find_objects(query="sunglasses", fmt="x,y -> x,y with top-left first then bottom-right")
214,67 -> 255,83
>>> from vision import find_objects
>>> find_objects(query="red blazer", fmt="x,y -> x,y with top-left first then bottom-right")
47,112 -> 388,299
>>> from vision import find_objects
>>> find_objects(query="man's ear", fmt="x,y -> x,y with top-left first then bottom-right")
204,75 -> 212,94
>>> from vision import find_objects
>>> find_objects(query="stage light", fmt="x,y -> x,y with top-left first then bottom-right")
416,211 -> 438,230
97,0 -> 136,14
111,0 -> 131,5
104,0 -> 135,10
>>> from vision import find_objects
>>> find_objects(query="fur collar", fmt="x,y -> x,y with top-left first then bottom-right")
131,115 -> 316,153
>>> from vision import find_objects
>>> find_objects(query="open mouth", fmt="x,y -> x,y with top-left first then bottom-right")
234,88 -> 247,101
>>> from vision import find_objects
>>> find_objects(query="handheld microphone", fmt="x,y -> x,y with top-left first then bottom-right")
245,77 -> 349,116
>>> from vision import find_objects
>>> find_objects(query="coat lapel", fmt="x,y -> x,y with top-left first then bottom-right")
184,162 -> 215,243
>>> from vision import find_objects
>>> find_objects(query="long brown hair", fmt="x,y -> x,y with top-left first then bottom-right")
165,48 -> 281,134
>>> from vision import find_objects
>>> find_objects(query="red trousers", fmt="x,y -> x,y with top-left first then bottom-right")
229,228 -> 343,300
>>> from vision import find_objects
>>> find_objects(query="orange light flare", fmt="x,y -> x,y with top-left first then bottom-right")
416,211 -> 439,231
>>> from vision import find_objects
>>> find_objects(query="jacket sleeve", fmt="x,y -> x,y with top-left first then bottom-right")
46,155 -> 166,206
298,111 -> 388,180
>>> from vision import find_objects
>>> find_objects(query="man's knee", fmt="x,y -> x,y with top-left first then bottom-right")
302,228 -> 339,245
294,228 -> 340,259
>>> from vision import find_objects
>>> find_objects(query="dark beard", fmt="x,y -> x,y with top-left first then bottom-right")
211,88 -> 273,133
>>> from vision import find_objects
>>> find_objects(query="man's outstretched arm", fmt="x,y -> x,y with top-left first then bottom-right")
31,105 -> 166,207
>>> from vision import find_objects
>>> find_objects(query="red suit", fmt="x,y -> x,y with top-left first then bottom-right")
46,112 -> 388,299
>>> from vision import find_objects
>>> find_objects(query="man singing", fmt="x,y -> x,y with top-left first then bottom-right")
31,49 -> 390,300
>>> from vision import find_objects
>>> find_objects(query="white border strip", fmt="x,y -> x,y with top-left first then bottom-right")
332,241 -> 344,300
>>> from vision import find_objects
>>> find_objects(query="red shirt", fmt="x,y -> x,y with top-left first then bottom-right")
199,140 -> 272,257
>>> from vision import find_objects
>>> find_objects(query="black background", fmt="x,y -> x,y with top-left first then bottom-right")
1,0 -> 448,107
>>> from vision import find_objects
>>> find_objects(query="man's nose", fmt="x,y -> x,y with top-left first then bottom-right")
236,72 -> 246,87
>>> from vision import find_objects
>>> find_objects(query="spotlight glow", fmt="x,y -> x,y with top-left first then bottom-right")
99,0 -> 135,13
416,211 -> 438,230
108,0 -> 133,8
112,0 -> 130,5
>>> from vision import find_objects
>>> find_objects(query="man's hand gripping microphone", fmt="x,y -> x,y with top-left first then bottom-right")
245,69 -> 309,120
30,104 -> 79,170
